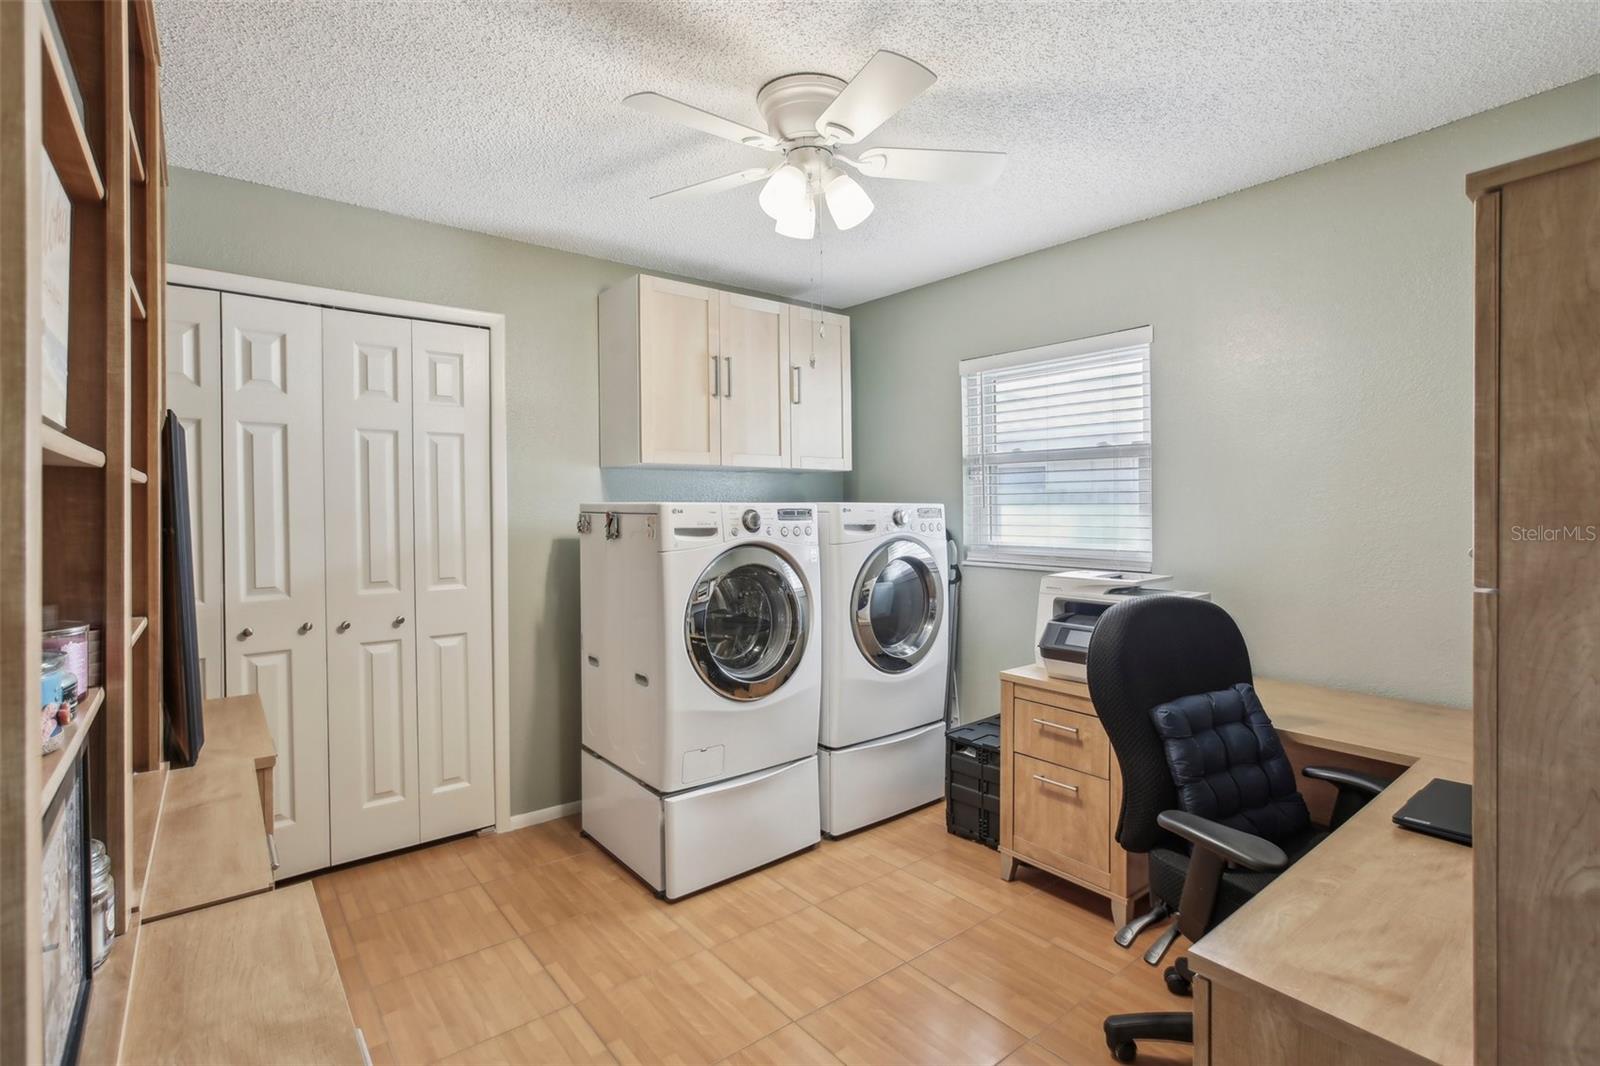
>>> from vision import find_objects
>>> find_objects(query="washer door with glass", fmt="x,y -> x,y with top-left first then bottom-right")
685,545 -> 810,701
853,538 -> 944,673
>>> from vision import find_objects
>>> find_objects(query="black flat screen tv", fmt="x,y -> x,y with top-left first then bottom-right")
160,412 -> 205,767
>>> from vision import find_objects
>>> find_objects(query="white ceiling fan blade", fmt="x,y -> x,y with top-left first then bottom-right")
651,166 -> 777,201
847,147 -> 1007,185
815,51 -> 936,144
624,92 -> 780,150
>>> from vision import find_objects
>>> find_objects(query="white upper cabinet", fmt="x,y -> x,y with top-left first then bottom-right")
788,307 -> 852,471
599,274 -> 850,470
719,292 -> 790,469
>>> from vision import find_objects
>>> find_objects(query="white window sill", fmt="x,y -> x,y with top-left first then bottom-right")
960,557 -> 1155,575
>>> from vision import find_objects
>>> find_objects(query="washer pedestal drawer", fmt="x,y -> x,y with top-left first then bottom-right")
581,748 -> 821,900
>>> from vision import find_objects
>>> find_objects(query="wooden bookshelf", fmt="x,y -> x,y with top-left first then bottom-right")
1,3 -> 168,1062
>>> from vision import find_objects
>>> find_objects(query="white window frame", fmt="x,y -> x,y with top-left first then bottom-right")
960,325 -> 1153,573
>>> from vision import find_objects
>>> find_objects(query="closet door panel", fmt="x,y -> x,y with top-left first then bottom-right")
165,285 -> 226,697
221,292 -> 330,879
323,310 -> 420,864
413,320 -> 495,840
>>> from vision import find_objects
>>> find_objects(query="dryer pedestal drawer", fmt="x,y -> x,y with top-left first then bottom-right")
996,665 -> 1149,929
818,720 -> 945,836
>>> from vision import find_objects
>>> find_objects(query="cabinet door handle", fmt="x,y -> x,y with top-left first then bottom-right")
723,356 -> 732,398
712,356 -> 721,397
393,615 -> 406,628
790,365 -> 801,404
237,627 -> 253,641
299,621 -> 315,635
1033,717 -> 1080,735
1033,773 -> 1080,794
336,620 -> 352,633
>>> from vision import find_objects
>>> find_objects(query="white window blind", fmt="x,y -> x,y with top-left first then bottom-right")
960,326 -> 1153,571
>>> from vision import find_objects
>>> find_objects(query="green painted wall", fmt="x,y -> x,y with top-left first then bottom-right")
845,77 -> 1600,722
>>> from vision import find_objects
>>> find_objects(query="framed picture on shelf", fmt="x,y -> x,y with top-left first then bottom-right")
40,156 -> 72,430
40,754 -> 92,1066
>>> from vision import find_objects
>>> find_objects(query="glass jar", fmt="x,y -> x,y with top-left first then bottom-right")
43,622 -> 92,695
89,839 -> 115,969
40,652 -> 75,754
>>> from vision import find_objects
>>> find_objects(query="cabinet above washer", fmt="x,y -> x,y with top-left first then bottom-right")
598,274 -> 850,470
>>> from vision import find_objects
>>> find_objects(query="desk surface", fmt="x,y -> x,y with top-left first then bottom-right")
122,883 -> 363,1065
1189,680 -> 1472,1066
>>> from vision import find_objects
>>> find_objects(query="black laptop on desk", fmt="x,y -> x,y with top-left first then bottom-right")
1392,778 -> 1472,845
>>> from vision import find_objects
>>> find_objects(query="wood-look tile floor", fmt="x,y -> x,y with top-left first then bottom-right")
312,803 -> 1193,1066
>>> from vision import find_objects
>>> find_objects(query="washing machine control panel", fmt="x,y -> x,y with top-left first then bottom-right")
725,505 -> 816,543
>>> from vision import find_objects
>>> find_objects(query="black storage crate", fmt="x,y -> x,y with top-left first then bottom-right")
946,716 -> 1002,848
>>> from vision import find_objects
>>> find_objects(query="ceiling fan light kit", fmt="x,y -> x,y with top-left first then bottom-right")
626,50 -> 1006,240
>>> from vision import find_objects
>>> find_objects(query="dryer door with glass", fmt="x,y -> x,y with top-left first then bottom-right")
686,544 -> 810,701
854,538 -> 944,673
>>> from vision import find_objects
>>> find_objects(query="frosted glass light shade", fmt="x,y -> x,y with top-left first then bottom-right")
774,195 -> 816,239
823,169 -> 874,230
759,164 -> 808,221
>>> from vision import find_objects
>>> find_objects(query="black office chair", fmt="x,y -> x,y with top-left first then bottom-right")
1086,595 -> 1391,1063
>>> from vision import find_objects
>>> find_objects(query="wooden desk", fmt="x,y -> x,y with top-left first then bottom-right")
121,884 -> 364,1066
202,693 -> 278,835
1188,682 -> 1472,1066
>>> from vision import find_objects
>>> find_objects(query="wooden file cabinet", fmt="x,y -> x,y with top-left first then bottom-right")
998,664 -> 1147,925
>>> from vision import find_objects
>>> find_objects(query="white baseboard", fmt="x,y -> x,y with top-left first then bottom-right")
499,800 -> 581,833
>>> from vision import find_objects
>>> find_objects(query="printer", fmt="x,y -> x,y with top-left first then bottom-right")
1035,570 -> 1210,681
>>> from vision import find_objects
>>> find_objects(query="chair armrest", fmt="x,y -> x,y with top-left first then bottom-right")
1301,765 -> 1391,797
1156,810 -> 1288,872
1302,765 -> 1394,829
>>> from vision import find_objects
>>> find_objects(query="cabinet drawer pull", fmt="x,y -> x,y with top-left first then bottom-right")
1033,717 -> 1080,735
1032,773 -> 1080,794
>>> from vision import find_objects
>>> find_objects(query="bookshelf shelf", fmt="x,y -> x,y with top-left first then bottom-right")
41,423 -> 107,468
40,24 -> 105,203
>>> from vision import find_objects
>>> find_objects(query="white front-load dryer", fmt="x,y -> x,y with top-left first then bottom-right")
816,502 -> 950,836
578,502 -> 823,897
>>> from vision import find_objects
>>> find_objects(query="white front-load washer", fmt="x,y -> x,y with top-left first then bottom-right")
577,502 -> 823,898
816,502 -> 950,836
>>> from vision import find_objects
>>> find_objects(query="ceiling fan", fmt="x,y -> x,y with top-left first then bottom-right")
625,50 -> 1007,239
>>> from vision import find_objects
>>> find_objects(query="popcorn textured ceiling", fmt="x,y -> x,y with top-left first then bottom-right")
157,1 -> 1600,307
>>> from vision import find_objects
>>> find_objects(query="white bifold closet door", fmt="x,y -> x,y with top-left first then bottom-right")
164,286 -> 226,699
168,286 -> 495,878
412,321 -> 495,840
220,292 -> 331,879
323,310 -> 421,864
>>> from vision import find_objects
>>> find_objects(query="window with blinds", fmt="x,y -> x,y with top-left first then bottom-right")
960,326 -> 1153,571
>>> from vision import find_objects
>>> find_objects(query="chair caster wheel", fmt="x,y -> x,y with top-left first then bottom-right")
1163,965 -> 1192,996
1109,1039 -> 1137,1063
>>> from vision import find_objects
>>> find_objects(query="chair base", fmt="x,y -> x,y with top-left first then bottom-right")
1103,1011 -> 1192,1062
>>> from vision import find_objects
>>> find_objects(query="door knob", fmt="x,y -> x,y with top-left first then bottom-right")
336,620 -> 352,633
393,615 -> 406,628
299,621 -> 315,635
237,627 -> 253,641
